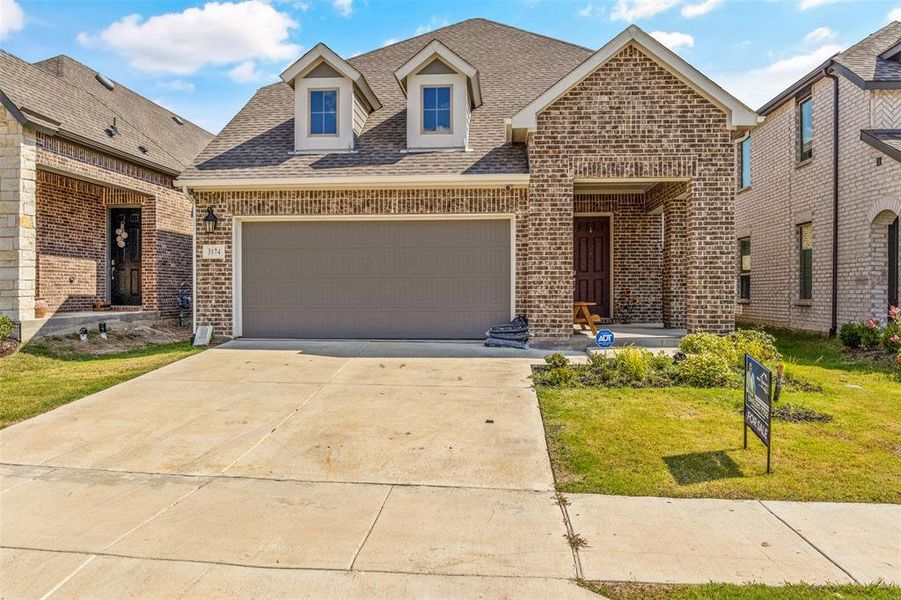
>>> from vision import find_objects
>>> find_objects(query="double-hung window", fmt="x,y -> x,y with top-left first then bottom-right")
310,89 -> 338,136
422,86 -> 451,133
798,96 -> 813,162
739,238 -> 751,300
798,223 -> 813,301
739,136 -> 751,189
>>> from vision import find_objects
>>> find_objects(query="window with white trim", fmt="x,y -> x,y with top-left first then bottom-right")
309,89 -> 338,136
422,86 -> 451,134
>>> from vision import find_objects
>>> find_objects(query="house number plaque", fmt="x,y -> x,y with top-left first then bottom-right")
202,244 -> 225,260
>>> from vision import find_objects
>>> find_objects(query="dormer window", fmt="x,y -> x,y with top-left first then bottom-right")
394,40 -> 482,152
422,86 -> 451,133
310,89 -> 338,136
279,43 -> 381,154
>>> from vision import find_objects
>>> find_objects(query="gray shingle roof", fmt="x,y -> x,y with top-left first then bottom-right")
834,21 -> 901,84
182,18 -> 593,180
861,129 -> 901,162
0,51 -> 213,175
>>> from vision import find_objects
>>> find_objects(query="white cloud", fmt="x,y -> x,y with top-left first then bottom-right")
381,37 -> 399,47
578,3 -> 605,17
0,0 -> 25,39
719,43 -> 843,109
292,1 -> 312,10
415,17 -> 449,35
610,0 -> 680,21
227,60 -> 263,82
798,0 -> 842,9
804,27 -> 836,43
650,30 -> 694,51
889,7 -> 901,21
333,0 -> 352,17
157,79 -> 196,92
77,1 -> 300,75
680,0 -> 722,17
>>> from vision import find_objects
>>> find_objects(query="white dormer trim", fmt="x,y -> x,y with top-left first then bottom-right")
509,25 -> 758,138
394,40 -> 482,109
280,43 -> 381,111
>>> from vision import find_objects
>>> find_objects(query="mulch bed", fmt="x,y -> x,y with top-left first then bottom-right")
0,339 -> 19,358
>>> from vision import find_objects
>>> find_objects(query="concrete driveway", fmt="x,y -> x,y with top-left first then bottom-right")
0,340 -> 595,599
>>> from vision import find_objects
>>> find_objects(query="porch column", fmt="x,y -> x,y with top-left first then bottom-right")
685,177 -> 736,333
0,110 -> 36,322
527,170 -> 574,338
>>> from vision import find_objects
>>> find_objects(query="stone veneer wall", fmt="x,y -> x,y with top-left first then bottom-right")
0,106 -> 36,321
734,76 -> 901,332
192,188 -> 528,338
528,44 -> 735,336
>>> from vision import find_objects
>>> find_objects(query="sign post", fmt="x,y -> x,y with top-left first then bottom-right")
743,354 -> 773,473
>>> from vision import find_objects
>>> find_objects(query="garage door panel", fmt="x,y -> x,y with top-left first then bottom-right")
241,219 -> 511,339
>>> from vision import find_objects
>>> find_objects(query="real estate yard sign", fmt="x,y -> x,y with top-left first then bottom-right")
744,354 -> 772,473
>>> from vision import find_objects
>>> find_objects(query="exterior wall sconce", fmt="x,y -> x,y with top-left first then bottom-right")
203,207 -> 219,234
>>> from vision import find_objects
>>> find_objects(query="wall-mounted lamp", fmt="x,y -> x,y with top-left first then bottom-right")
203,207 -> 219,234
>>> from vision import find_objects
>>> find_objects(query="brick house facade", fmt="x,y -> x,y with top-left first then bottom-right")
0,52 -> 211,331
734,23 -> 901,333
182,20 -> 756,340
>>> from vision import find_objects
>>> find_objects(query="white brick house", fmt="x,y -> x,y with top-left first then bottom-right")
735,22 -> 901,334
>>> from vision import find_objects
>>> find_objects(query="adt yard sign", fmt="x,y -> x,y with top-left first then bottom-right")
595,329 -> 615,348
744,354 -> 773,473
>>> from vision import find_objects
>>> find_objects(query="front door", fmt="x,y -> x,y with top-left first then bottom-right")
573,216 -> 611,319
890,216 -> 899,311
109,207 -> 142,306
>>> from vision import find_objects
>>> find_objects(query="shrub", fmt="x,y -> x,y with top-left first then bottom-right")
679,333 -> 738,364
0,315 -> 13,342
883,322 -> 901,353
533,366 -> 581,388
729,329 -> 781,365
676,352 -> 733,388
839,322 -> 865,349
544,352 -> 570,369
611,345 -> 655,383
861,320 -> 883,351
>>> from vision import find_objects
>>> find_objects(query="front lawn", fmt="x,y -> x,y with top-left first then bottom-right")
537,329 -> 901,502
584,581 -> 901,600
0,336 -> 202,428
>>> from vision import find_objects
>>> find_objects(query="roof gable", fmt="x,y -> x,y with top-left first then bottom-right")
279,43 -> 381,111
393,39 -> 483,108
510,25 -> 758,133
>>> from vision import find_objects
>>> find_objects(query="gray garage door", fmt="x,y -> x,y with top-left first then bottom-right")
240,219 -> 511,339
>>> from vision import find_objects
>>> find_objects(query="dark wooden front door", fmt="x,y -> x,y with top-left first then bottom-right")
573,216 -> 611,319
890,216 -> 899,311
109,208 -> 142,306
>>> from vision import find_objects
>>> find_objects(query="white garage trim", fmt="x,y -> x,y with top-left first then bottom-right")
232,214 -> 516,338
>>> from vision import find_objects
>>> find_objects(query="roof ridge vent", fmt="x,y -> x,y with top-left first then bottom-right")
172,115 -> 185,125
95,73 -> 115,91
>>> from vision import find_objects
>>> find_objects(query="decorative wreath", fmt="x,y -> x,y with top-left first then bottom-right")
114,220 -> 129,248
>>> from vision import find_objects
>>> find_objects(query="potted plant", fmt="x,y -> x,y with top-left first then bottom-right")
34,298 -> 48,319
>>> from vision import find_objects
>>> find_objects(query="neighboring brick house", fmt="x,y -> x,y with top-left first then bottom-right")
179,19 -> 757,340
0,52 -> 212,335
734,22 -> 901,334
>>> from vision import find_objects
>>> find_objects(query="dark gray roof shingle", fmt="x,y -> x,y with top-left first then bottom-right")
182,18 -> 593,180
0,50 -> 213,174
835,21 -> 901,84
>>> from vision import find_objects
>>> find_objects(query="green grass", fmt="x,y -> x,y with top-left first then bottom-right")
537,329 -> 901,502
0,340 -> 202,428
584,581 -> 901,600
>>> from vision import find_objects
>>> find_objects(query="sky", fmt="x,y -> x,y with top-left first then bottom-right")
0,0 -> 898,133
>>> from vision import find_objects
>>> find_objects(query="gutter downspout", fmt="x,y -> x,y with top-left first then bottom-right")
826,67 -> 840,337
182,186 -> 197,334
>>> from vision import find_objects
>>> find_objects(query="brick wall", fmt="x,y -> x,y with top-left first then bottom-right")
735,75 -> 901,332
574,193 -> 666,324
192,188 -> 528,338
528,44 -> 735,335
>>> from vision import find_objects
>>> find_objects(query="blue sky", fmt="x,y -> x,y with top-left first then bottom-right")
1,0 -> 898,133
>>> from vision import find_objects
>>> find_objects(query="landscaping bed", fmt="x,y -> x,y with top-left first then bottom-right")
0,323 -> 203,428
535,328 -> 901,503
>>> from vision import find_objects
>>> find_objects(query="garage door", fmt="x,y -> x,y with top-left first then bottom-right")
240,219 -> 511,339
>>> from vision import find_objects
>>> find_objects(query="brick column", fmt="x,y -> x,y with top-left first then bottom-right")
685,175 -> 736,333
662,190 -> 688,329
0,109 -> 36,322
